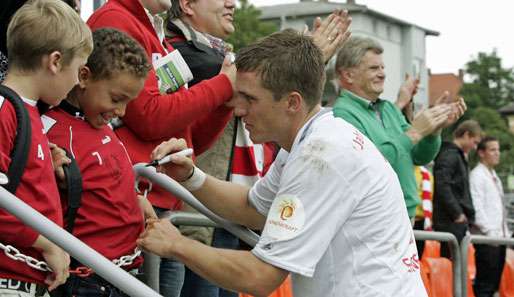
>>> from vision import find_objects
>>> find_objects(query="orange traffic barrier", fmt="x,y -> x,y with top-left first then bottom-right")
500,249 -> 514,297
467,244 -> 476,297
468,244 -> 476,281
423,240 -> 441,259
239,276 -> 292,297
420,260 -> 432,297
467,279 -> 475,297
421,257 -> 453,297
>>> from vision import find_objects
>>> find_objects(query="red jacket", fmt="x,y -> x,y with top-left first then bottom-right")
44,103 -> 144,267
0,98 -> 63,285
87,0 -> 233,209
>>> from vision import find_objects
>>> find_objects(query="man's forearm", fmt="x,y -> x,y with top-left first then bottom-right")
172,235 -> 288,297
192,175 -> 266,230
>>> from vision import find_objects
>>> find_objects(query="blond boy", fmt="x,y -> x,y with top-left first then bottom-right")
0,0 -> 92,295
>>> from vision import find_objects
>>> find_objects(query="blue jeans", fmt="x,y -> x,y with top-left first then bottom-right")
180,228 -> 239,297
154,207 -> 185,297
159,257 -> 185,297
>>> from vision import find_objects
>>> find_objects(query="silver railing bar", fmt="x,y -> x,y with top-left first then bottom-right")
0,186 -> 161,297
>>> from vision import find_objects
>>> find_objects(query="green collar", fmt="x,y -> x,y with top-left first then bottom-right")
341,90 -> 382,110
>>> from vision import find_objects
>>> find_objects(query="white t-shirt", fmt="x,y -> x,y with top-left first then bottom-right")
470,162 -> 510,237
249,109 -> 427,297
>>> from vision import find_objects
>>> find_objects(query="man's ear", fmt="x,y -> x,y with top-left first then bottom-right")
180,0 -> 195,16
46,51 -> 63,75
78,66 -> 91,88
285,91 -> 303,113
477,149 -> 485,160
340,69 -> 354,84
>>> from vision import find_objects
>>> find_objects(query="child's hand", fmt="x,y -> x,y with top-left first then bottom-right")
32,235 -> 70,291
49,143 -> 70,189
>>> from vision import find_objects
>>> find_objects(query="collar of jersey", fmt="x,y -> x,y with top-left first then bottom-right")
59,100 -> 85,119
290,107 -> 332,153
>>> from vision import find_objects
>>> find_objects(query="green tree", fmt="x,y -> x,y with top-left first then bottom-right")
226,0 -> 278,52
460,50 -> 514,110
447,51 -> 514,182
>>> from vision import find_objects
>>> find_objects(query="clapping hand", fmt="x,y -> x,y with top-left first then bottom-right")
307,9 -> 352,63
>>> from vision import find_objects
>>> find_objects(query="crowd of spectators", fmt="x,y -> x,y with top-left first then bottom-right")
0,1 -> 511,297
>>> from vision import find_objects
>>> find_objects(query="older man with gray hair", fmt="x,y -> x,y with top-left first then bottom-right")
332,36 -> 467,220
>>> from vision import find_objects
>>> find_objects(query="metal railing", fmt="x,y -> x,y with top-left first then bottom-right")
133,164 -> 259,246
163,211 -> 218,228
460,234 -> 514,297
134,164 -> 262,293
0,186 -> 161,297
414,230 -> 462,297
142,211 -> 221,292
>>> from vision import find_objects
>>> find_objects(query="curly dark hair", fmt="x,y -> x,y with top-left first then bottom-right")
87,28 -> 150,80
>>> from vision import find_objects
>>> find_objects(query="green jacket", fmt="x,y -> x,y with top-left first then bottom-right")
333,90 -> 441,218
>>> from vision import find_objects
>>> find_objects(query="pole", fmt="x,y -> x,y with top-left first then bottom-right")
0,186 -> 161,297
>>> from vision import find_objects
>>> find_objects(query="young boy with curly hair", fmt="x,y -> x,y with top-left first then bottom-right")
44,28 -> 152,297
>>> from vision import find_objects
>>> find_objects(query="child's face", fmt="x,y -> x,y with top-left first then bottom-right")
80,72 -> 145,129
43,53 -> 89,106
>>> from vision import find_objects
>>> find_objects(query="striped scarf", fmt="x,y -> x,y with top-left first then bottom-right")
419,166 -> 433,230
229,118 -> 276,186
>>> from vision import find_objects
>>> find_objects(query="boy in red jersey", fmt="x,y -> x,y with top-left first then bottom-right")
87,1 -> 237,294
0,0 -> 92,295
44,28 -> 153,297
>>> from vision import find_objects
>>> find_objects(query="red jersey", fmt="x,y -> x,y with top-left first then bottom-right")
44,102 -> 144,267
0,96 -> 62,285
87,0 -> 233,209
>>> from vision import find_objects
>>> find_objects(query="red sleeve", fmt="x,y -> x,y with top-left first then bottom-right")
88,10 -> 234,142
87,10 -> 150,56
191,99 -> 233,156
0,100 -> 39,248
122,73 -> 233,142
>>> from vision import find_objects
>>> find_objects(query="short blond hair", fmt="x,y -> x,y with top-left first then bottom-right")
7,0 -> 93,72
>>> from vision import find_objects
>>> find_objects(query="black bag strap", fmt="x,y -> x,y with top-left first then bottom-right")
61,150 -> 83,234
0,85 -> 31,194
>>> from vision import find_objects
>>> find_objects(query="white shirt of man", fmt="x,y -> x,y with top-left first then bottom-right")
470,162 -> 510,237
249,109 -> 427,297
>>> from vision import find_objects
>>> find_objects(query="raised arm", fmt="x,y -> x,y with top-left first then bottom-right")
309,9 -> 352,63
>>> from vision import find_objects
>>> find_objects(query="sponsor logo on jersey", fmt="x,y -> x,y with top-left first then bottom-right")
279,200 -> 295,221
262,194 -> 305,241
102,135 -> 111,144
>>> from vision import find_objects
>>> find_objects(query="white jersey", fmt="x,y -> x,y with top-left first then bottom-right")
249,109 -> 427,297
